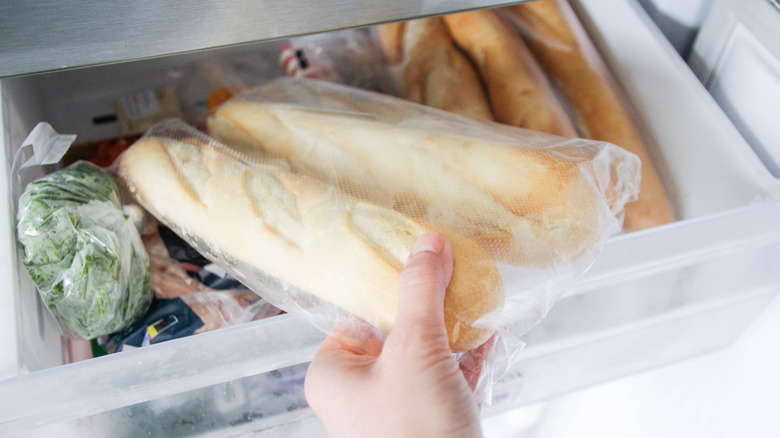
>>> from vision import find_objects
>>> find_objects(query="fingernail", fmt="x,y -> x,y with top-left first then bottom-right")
411,232 -> 445,256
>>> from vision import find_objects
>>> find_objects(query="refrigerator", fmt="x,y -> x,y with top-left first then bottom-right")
1,0 -> 779,436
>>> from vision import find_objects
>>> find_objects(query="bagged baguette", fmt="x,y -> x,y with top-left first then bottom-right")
444,9 -> 577,137
376,22 -> 406,65
208,78 -> 640,268
117,119 -> 503,353
503,0 -> 674,231
400,17 -> 494,121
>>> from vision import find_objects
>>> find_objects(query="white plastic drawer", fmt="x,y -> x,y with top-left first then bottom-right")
689,0 -> 780,177
2,0 -> 779,436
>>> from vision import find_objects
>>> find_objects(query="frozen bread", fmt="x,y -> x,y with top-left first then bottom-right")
504,0 -> 674,230
444,9 -> 577,137
118,122 -> 504,352
208,79 -> 639,267
400,17 -> 494,121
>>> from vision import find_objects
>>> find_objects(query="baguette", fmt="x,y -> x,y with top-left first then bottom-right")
117,127 -> 503,352
444,10 -> 577,137
376,22 -> 406,65
400,17 -> 494,121
504,0 -> 674,230
208,79 -> 636,267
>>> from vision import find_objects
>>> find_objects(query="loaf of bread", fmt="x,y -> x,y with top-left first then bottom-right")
208,79 -> 639,267
376,22 -> 406,65
117,122 -> 504,352
400,17 -> 494,121
444,9 -> 577,137
503,0 -> 674,231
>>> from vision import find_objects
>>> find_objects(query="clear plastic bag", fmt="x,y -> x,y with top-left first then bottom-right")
208,78 -> 639,266
102,289 -> 281,353
279,28 -> 399,96
14,121 -> 284,348
117,118 -> 502,355
499,0 -> 674,230
120,77 -> 639,403
140,217 -> 284,338
14,124 -> 153,339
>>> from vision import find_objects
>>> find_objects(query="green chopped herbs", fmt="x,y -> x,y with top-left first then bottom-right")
16,161 -> 152,339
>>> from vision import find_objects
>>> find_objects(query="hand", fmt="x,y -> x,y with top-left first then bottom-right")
304,232 -> 483,437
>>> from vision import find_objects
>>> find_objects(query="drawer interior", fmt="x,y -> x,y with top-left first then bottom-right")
0,0 -> 776,374
1,0 -> 779,434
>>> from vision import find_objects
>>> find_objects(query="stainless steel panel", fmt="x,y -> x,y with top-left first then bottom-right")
0,0 -> 526,77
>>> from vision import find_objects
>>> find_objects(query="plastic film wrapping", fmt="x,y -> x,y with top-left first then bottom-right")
118,77 -> 639,402
15,160 -> 152,339
396,16 -> 496,122
117,118 -> 503,355
208,79 -> 638,265
442,9 -> 578,137
500,0 -> 674,231
279,28 -> 398,96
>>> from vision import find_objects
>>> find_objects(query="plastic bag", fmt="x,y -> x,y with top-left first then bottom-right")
208,78 -> 639,265
14,131 -> 153,339
143,217 -> 284,326
102,290 -> 280,353
117,119 -> 501,355
143,217 -> 252,298
120,77 -> 639,402
13,121 -> 280,347
279,28 -> 399,96
498,0 -> 674,230
99,213 -> 284,353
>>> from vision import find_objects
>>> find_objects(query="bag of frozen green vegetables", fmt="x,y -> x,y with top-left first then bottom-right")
16,160 -> 152,339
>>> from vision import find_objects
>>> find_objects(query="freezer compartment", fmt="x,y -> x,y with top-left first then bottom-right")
0,315 -> 324,437
2,0 -> 780,434
8,361 -> 318,438
6,204 -> 780,437
1,41 -> 292,374
688,0 -> 780,177
16,373 -> 337,438
489,202 -> 780,409
7,201 -> 779,437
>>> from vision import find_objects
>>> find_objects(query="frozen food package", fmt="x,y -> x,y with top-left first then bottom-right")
13,124 -> 153,339
120,76 -> 638,402
500,0 -> 675,231
102,290 -> 280,354
61,134 -> 142,168
279,28 -> 398,96
142,216 -> 253,299
102,297 -> 205,353
117,118 -> 504,356
208,78 -> 639,268
198,53 -> 280,113
99,212 -> 283,354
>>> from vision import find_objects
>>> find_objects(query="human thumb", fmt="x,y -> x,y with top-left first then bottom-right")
388,232 -> 454,351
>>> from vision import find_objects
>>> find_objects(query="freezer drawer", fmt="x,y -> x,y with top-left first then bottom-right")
637,0 -> 714,56
2,0 -> 779,436
688,0 -> 780,177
